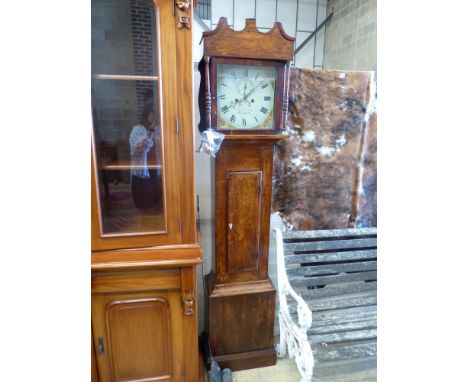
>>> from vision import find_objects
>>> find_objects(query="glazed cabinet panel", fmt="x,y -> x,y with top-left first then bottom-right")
92,291 -> 185,382
91,0 -> 196,251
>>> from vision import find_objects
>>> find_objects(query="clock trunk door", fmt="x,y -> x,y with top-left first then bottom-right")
226,171 -> 263,274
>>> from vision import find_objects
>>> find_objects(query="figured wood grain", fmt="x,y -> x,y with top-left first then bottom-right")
91,243 -> 202,271
227,171 -> 262,273
106,298 -> 173,381
208,286 -> 275,355
210,348 -> 277,372
175,0 -> 197,245
206,274 -> 275,297
205,277 -> 277,369
181,266 -> 199,382
92,290 -> 186,382
214,137 -> 281,283
92,268 -> 180,294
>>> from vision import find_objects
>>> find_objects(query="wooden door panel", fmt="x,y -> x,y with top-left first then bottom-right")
92,291 -> 184,382
227,171 -> 262,273
106,298 -> 172,381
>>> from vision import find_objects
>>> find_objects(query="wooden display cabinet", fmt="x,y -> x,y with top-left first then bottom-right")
91,1 -> 201,381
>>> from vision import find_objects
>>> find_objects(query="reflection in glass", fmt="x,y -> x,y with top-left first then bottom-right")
91,0 -> 158,77
92,0 -> 165,235
92,80 -> 164,235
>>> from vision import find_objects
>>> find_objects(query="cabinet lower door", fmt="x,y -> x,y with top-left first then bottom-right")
92,291 -> 185,382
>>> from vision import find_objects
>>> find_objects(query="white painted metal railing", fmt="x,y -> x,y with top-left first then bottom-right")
275,227 -> 314,382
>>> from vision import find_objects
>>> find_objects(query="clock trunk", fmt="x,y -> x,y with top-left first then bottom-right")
198,17 -> 295,372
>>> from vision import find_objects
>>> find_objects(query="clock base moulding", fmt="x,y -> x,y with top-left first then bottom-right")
203,276 -> 277,371
201,135 -> 285,371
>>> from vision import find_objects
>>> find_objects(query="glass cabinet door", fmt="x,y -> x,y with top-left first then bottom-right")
92,0 -> 167,238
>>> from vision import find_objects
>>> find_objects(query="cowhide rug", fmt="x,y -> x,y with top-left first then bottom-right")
272,68 -> 377,230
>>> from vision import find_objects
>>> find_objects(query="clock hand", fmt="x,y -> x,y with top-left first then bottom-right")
226,99 -> 241,110
243,81 -> 265,100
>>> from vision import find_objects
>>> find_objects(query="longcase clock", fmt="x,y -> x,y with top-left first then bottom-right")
199,17 -> 295,371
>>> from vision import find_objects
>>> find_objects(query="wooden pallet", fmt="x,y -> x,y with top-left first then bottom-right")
282,227 -> 377,364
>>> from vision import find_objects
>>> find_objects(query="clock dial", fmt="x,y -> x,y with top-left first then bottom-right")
216,64 -> 276,130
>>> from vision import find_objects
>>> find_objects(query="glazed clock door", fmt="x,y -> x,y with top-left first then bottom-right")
216,64 -> 277,130
91,0 -> 182,250
92,291 -> 185,382
207,56 -> 286,134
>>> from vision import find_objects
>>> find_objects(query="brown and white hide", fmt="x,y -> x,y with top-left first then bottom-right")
272,68 -> 377,230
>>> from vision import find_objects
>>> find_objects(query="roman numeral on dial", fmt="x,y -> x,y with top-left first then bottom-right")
260,107 -> 268,114
218,95 -> 226,99
242,118 -> 246,126
261,83 -> 268,89
264,96 -> 271,101
230,115 -> 236,123
221,105 -> 229,114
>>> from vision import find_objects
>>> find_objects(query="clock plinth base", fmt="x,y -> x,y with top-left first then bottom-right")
201,332 -> 277,371
204,274 -> 277,371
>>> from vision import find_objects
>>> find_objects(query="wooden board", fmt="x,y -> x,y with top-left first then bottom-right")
312,341 -> 377,363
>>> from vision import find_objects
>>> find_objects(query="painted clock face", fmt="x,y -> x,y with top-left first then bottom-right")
216,64 -> 277,130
